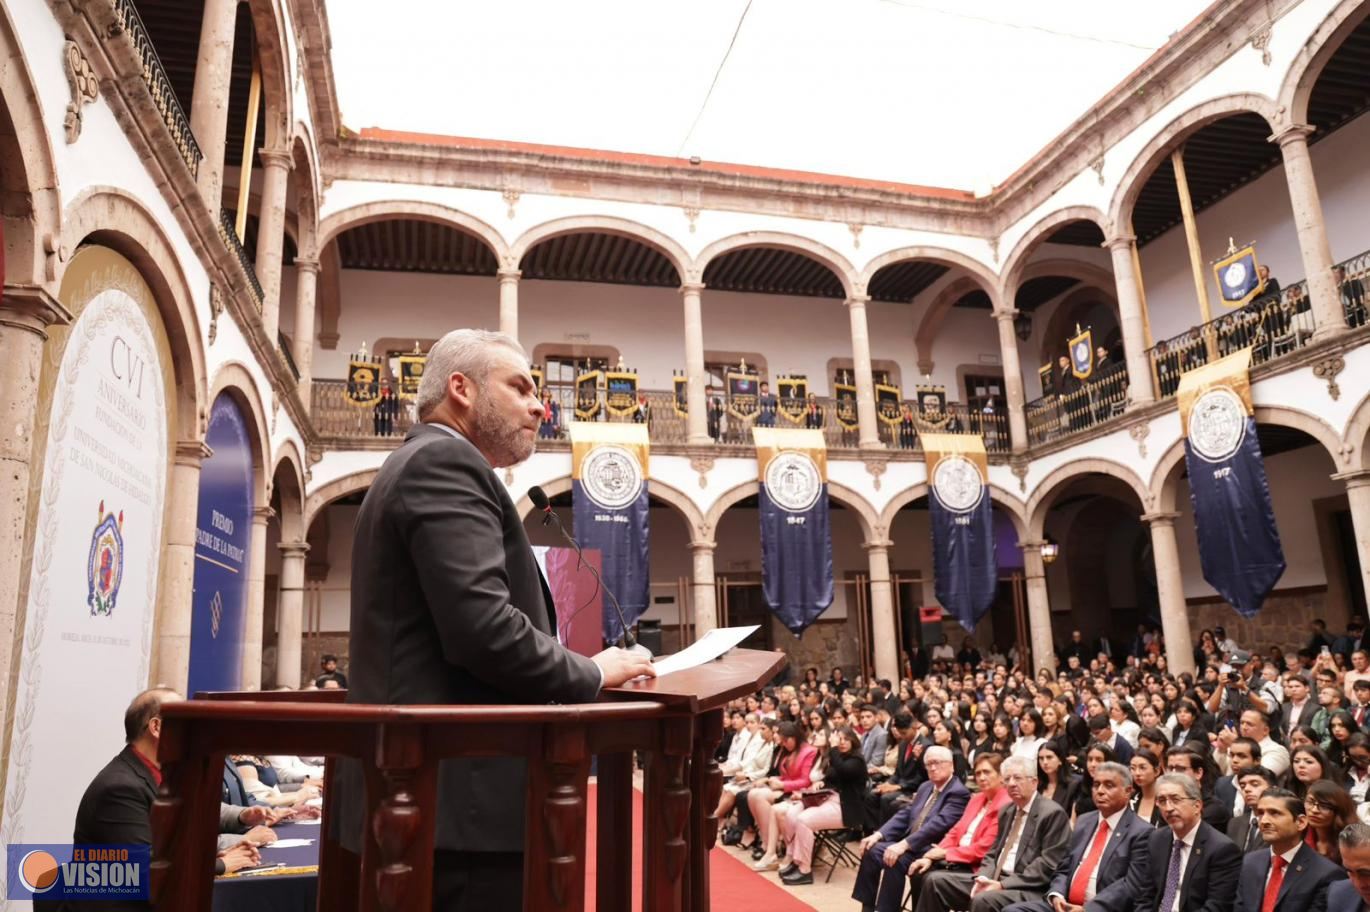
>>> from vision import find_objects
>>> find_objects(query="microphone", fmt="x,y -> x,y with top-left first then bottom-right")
528,485 -> 652,659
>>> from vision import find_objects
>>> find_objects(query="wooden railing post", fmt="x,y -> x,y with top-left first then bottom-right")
149,724 -> 224,911
526,723 -> 591,911
366,723 -> 435,912
686,710 -> 724,912
643,716 -> 693,912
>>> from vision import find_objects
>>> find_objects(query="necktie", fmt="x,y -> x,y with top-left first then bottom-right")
1068,818 -> 1112,904
992,807 -> 1027,880
1246,816 -> 1262,852
1261,855 -> 1286,912
1158,839 -> 1185,912
911,788 -> 941,833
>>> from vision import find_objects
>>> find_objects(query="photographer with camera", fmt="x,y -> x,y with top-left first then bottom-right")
1206,650 -> 1278,730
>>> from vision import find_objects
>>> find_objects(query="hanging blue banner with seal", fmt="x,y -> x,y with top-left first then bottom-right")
926,433 -> 997,632
1178,349 -> 1285,617
754,428 -> 833,635
570,422 -> 650,643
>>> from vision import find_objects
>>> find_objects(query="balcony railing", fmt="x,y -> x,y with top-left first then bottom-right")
311,381 -> 1008,455
218,209 -> 264,309
1026,367 -> 1129,447
278,330 -> 300,380
111,0 -> 203,177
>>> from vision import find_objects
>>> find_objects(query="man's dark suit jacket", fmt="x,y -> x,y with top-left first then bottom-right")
1044,808 -> 1151,912
1227,810 -> 1265,854
976,795 -> 1071,892
881,777 -> 970,855
1234,844 -> 1345,912
1129,821 -> 1242,912
336,423 -> 602,855
62,745 -> 158,911
889,739 -> 928,793
1325,880 -> 1364,912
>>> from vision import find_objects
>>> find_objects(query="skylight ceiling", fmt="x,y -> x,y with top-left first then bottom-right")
329,0 -> 1214,191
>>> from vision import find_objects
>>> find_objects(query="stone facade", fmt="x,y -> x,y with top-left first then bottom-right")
1187,587 -> 1333,656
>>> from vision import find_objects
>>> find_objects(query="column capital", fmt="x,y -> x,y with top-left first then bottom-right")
175,439 -> 213,465
294,257 -> 321,276
1103,234 -> 1137,251
688,540 -> 716,553
278,541 -> 311,558
845,294 -> 871,309
861,539 -> 894,553
992,308 -> 1020,324
252,505 -> 276,524
680,281 -> 705,296
1269,123 -> 1316,148
257,147 -> 294,171
1332,469 -> 1370,489
1,283 -> 72,336
497,268 -> 522,283
1016,539 -> 1045,553
1140,511 -> 1180,527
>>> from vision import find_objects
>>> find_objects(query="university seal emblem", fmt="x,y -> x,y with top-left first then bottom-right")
86,500 -> 125,616
764,452 -> 822,513
932,454 -> 984,513
1222,261 -> 1249,290
1188,385 -> 1247,463
581,445 -> 643,510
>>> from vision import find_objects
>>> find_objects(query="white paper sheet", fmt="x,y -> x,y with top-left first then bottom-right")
289,817 -> 322,826
650,626 -> 760,677
263,839 -> 315,849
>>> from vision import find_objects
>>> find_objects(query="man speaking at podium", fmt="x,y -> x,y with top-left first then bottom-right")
335,329 -> 656,912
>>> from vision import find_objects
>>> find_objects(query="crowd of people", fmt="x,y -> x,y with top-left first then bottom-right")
712,617 -> 1370,912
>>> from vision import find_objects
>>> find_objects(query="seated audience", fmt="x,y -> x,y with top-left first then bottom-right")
774,726 -> 868,885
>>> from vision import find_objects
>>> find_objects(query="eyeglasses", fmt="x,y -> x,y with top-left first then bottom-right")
925,759 -> 951,767
1154,795 -> 1198,808
1304,799 -> 1331,812
1003,774 -> 1032,783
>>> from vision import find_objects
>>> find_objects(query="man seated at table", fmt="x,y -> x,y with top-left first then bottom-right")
71,688 -> 285,885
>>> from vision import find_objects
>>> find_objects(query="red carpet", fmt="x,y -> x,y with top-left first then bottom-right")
584,783 -> 816,911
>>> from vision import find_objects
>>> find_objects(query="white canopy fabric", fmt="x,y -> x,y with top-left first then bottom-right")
329,0 -> 1212,191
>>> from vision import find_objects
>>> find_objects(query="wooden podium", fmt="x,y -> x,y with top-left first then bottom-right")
151,647 -> 784,912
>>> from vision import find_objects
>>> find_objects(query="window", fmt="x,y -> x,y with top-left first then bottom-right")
964,373 -> 1004,412
543,354 -> 610,414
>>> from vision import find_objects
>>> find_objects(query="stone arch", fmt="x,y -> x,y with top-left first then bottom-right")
877,482 -> 1028,540
1279,0 -> 1370,125
914,276 -> 986,373
701,479 -> 877,543
318,201 -> 509,261
1108,93 -> 1283,233
512,477 -> 706,541
60,187 -> 206,440
0,2 -> 61,290
859,245 -> 998,303
304,469 -> 377,533
289,127 -> 321,257
270,439 -> 307,541
1000,206 -> 1113,294
206,362 -> 273,512
1343,391 -> 1370,472
1037,280 -> 1123,369
696,232 -> 855,298
512,215 -> 689,281
1026,458 -> 1152,538
245,0 -> 294,152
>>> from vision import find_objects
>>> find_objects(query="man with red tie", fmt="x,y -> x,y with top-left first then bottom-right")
1233,789 -> 1344,912
1002,762 -> 1151,912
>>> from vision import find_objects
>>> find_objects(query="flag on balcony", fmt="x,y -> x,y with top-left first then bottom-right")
925,433 -> 997,631
754,427 -> 833,635
605,366 -> 639,418
1069,327 -> 1094,380
727,363 -> 760,421
1212,243 -> 1262,308
570,422 -> 651,643
345,356 -> 382,407
834,376 -> 859,431
777,375 -> 808,425
876,383 -> 903,428
397,351 -> 425,400
673,373 -> 688,417
1178,350 -> 1285,617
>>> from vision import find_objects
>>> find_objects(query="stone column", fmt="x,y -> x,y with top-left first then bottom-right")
993,309 -> 1029,452
1142,512 -> 1195,677
498,268 -> 521,341
1019,540 -> 1055,675
156,440 -> 212,693
1272,124 -> 1346,338
240,505 -> 273,690
188,0 -> 239,208
680,282 -> 709,444
292,258 -> 319,411
689,541 -> 718,641
864,541 -> 899,684
0,285 -> 70,730
275,541 -> 309,688
254,148 -> 293,346
846,295 -> 882,448
1333,471 -> 1370,609
1105,235 -> 1156,404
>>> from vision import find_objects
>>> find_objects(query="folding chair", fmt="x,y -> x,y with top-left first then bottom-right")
811,827 -> 862,883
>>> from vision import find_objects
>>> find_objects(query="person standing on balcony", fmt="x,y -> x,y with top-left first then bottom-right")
757,381 -> 777,428
804,392 -> 824,431
373,382 -> 399,437
708,394 -> 724,441
334,328 -> 656,912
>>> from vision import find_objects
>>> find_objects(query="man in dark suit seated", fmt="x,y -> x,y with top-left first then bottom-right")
332,329 -> 657,912
1327,823 -> 1370,912
1129,773 -> 1241,912
853,745 -> 970,912
865,711 -> 926,827
1234,788 -> 1344,912
915,755 -> 1071,912
1227,767 -> 1278,853
1001,761 -> 1151,912
1215,738 -> 1261,823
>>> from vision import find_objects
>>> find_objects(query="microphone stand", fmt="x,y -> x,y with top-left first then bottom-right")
541,509 -> 653,660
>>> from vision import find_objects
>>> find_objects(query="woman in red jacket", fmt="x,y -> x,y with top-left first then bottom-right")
748,722 -> 818,870
904,752 -> 1009,900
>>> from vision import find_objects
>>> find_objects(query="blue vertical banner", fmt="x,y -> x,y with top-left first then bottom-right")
925,433 -> 997,631
1178,349 -> 1285,616
188,394 -> 254,695
570,422 -> 650,643
754,428 -> 833,635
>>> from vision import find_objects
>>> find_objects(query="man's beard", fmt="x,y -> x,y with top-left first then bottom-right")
472,390 -> 535,468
